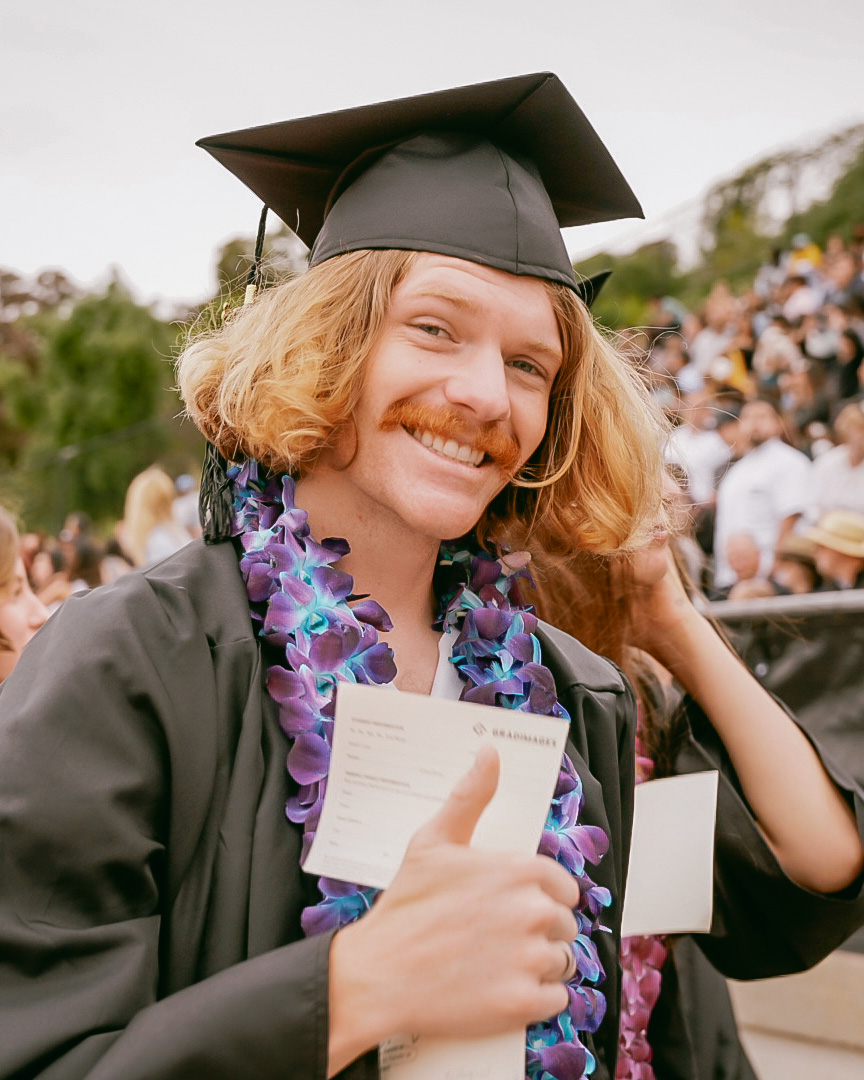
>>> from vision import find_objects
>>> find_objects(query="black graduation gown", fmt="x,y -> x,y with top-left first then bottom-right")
0,540 -> 636,1080
2,541 -> 864,1079
645,687 -> 864,1080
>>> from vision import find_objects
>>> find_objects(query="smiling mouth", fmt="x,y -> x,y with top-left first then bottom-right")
407,427 -> 486,467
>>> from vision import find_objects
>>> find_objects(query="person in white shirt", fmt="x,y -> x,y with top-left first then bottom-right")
713,399 -> 812,588
664,392 -> 731,507
806,403 -> 864,524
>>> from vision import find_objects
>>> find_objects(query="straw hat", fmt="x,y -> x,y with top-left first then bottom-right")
804,510 -> 864,558
775,533 -> 817,563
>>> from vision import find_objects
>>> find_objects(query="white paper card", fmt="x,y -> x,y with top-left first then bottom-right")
380,1031 -> 525,1080
303,680 -> 569,889
302,681 -> 569,1080
620,771 -> 719,938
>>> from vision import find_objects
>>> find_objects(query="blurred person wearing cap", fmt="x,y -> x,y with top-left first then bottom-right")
805,509 -> 864,590
1,74 -> 863,1080
772,534 -> 821,594
713,398 -> 813,590
806,402 -> 864,525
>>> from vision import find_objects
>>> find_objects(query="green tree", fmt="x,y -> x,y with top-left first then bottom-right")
575,241 -> 684,329
0,279 -> 191,532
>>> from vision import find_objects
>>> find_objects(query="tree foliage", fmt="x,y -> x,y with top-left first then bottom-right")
0,277 -> 198,532
577,123 -> 864,328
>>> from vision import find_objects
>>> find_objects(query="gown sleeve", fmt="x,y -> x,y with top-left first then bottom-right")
672,693 -> 864,979
0,574 -> 373,1080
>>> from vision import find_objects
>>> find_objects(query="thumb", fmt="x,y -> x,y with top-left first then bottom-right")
414,743 -> 500,848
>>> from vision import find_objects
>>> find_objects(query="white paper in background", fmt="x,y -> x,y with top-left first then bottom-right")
301,680 -> 569,1080
620,771 -> 719,938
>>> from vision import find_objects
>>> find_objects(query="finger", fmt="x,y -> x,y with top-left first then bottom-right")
414,744 -> 500,848
525,982 -> 570,1024
544,904 -> 579,946
540,941 -> 577,984
533,855 -> 581,910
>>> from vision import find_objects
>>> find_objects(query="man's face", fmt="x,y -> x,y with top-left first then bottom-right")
740,401 -> 782,447
726,533 -> 761,581
320,253 -> 562,543
813,544 -> 845,584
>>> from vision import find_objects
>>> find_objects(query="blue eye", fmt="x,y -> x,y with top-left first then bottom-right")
510,358 -> 540,375
417,323 -> 445,337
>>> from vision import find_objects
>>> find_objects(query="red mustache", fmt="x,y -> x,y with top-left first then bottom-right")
379,401 -> 521,473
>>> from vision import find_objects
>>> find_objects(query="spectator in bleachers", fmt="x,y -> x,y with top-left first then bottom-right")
806,402 -> 864,524
772,534 -> 821,594
665,391 -> 731,507
805,509 -> 864,590
779,357 -> 831,452
836,328 -> 864,400
688,284 -> 737,377
713,398 -> 812,589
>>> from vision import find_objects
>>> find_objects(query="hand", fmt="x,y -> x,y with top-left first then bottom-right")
327,746 -> 579,1072
619,539 -> 697,664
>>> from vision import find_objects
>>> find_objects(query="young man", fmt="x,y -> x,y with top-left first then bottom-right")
713,397 -> 812,588
1,74 -> 862,1080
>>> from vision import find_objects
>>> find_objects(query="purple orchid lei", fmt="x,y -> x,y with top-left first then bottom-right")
229,460 -> 612,1080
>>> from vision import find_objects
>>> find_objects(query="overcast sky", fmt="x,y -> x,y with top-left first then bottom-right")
2,0 -> 862,308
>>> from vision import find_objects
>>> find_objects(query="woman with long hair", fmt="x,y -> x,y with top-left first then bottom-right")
0,506 -> 49,683
531,476 -> 853,1079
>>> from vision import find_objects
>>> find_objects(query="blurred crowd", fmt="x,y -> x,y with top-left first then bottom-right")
4,229 -> 864,684
644,227 -> 864,600
0,467 -> 200,681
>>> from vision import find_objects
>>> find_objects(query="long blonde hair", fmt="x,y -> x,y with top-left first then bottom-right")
0,507 -> 21,651
122,467 -> 177,566
177,250 -> 667,556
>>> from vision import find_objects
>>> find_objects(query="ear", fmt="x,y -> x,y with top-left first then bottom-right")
327,416 -> 360,471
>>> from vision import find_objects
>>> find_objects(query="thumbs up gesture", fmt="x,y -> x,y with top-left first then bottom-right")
326,746 -> 581,1074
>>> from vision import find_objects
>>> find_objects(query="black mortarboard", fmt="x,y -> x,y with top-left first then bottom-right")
197,72 -> 642,294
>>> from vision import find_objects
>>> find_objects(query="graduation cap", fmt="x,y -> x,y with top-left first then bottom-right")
197,72 -> 642,295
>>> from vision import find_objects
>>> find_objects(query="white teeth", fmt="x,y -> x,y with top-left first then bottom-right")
409,428 -> 485,467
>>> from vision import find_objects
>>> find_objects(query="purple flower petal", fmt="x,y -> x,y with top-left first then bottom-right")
288,733 -> 331,785
351,599 -> 394,631
470,606 -> 511,639
355,641 -> 397,683
537,1041 -> 587,1080
309,626 -> 361,671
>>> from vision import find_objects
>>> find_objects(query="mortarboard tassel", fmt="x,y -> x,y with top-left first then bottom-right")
243,204 -> 269,306
201,204 -> 269,542
199,440 -> 234,544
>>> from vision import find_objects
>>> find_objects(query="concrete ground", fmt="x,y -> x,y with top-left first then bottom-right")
728,947 -> 864,1080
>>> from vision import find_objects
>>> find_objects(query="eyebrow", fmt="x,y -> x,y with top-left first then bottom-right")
407,290 -> 563,366
410,289 -> 484,318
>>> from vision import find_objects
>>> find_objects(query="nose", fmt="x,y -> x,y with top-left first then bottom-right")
443,342 -> 511,425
